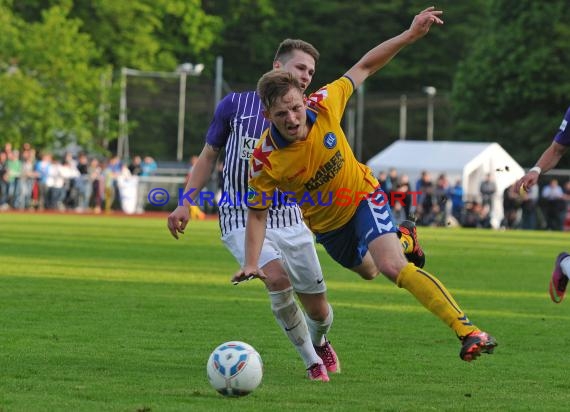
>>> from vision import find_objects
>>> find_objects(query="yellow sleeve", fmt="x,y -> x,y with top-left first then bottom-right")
307,77 -> 354,121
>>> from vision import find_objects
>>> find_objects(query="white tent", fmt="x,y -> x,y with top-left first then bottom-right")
366,140 -> 525,227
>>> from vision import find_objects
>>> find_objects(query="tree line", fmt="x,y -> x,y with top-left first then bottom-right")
0,0 -> 568,167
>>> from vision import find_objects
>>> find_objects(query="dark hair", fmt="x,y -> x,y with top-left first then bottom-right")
274,39 -> 320,65
257,70 -> 303,110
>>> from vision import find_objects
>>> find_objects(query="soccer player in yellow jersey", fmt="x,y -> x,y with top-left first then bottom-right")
235,7 -> 498,362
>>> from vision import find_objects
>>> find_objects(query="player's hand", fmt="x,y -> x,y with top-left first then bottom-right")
232,266 -> 267,285
515,172 -> 539,194
167,205 -> 190,239
408,6 -> 444,41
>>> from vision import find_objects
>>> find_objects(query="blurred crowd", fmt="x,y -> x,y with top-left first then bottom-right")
376,168 -> 570,231
2,141 -> 569,231
0,142 -> 158,214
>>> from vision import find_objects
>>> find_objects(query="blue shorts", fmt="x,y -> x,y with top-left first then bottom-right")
315,188 -> 397,268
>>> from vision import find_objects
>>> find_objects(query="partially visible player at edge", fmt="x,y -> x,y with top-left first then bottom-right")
237,7 -> 498,362
516,105 -> 570,304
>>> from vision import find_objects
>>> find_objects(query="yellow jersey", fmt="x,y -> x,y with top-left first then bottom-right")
248,76 -> 379,233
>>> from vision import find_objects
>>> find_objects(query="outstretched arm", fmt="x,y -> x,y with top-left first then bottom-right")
232,208 -> 269,284
516,141 -> 568,192
166,143 -> 219,239
345,6 -> 443,89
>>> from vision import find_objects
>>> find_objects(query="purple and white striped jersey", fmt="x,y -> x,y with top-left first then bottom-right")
206,91 -> 303,236
553,106 -> 570,147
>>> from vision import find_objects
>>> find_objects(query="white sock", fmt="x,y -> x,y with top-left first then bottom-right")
560,256 -> 570,278
270,288 -> 321,368
305,303 -> 333,347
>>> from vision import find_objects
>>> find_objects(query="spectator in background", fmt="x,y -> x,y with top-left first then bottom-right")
90,158 -> 104,214
129,155 -> 148,214
46,156 -> 65,210
422,203 -> 446,227
394,174 -> 412,221
541,178 -> 565,231
35,153 -> 52,211
479,173 -> 497,213
6,150 -> 22,208
447,178 -> 464,224
76,153 -> 91,212
463,200 -> 491,229
376,170 -> 388,191
501,183 -> 521,229
563,181 -> 570,208
520,183 -> 539,230
128,155 -> 143,176
391,200 -> 406,225
141,156 -> 157,176
104,156 -> 122,212
418,182 -> 435,226
19,148 -> 37,210
385,167 -> 398,194
0,151 -> 8,210
434,173 -> 449,223
62,153 -> 80,209
415,170 -> 432,206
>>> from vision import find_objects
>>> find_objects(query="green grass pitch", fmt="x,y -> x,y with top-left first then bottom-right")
1,213 -> 570,411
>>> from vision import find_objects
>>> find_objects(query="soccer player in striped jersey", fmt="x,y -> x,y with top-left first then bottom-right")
516,105 -> 570,303
168,39 -> 338,381
238,7 -> 498,362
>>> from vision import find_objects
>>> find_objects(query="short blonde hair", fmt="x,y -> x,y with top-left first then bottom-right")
257,70 -> 303,110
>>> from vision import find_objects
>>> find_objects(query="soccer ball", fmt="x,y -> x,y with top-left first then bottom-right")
206,341 -> 263,397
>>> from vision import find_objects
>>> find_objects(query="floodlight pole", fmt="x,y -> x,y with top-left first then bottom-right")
118,67 -> 128,159
176,70 -> 188,162
399,94 -> 407,140
214,56 -> 223,108
176,63 -> 204,162
423,86 -> 437,141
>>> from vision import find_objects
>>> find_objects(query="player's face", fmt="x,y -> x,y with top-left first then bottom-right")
275,50 -> 315,91
264,87 -> 307,143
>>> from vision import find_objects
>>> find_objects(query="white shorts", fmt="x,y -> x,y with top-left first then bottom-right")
222,222 -> 326,294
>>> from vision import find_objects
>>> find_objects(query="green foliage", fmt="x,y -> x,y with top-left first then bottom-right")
67,0 -> 218,72
2,0 -> 568,164
2,0 -> 221,153
203,0 -> 278,84
0,5 -> 102,150
211,1 -> 488,93
452,0 -> 570,166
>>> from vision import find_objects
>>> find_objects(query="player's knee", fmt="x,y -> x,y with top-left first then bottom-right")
358,270 -> 379,280
352,256 -> 379,280
269,287 -> 295,311
263,276 -> 292,291
378,259 -> 408,282
300,294 -> 329,320
261,259 -> 292,291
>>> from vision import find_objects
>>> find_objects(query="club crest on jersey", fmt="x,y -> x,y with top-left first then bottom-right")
323,132 -> 337,149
